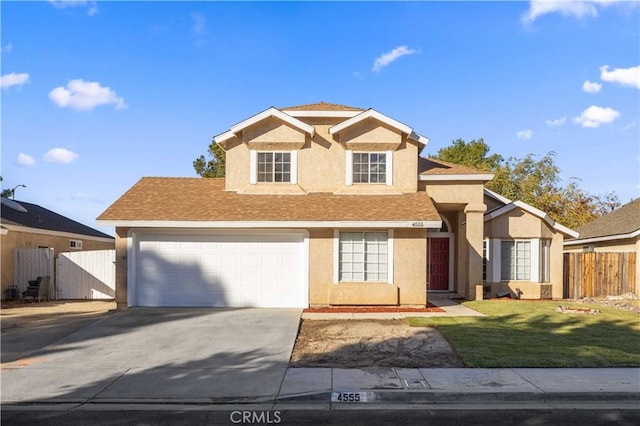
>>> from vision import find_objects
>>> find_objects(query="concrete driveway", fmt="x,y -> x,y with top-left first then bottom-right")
1,307 -> 302,403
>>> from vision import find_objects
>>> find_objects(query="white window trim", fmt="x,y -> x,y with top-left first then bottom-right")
483,238 -> 490,282
333,229 -> 393,284
541,239 -> 551,283
249,150 -> 257,184
345,150 -> 353,186
530,238 -> 540,283
250,150 -> 297,185
347,151 -> 393,186
385,150 -> 393,186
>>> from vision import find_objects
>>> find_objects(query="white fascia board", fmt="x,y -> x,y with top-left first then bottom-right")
229,107 -> 315,137
282,110 -> 361,118
419,174 -> 494,181
564,229 -> 640,246
213,130 -> 236,145
483,188 -> 512,205
1,223 -> 114,242
1,227 -> 8,235
329,109 -> 412,135
408,131 -> 429,146
484,201 -> 579,238
96,220 -> 442,229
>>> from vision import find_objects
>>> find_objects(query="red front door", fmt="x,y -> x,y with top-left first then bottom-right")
428,238 -> 449,291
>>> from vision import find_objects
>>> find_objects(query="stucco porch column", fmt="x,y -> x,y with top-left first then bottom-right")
464,204 -> 486,300
115,227 -> 129,310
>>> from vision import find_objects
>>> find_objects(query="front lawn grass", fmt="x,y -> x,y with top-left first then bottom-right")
406,300 -> 640,367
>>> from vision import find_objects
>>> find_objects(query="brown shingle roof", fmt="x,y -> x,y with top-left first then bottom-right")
97,178 -> 439,223
573,198 -> 640,240
280,102 -> 364,111
419,157 -> 492,175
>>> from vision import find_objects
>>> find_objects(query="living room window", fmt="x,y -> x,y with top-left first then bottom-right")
257,152 -> 291,183
500,240 -> 531,281
352,152 -> 386,183
339,232 -> 388,282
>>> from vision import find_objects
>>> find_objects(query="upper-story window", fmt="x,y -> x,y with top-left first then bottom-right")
352,152 -> 386,184
257,152 -> 291,183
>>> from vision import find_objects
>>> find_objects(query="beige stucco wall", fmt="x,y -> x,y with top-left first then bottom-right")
421,181 -> 485,206
339,120 -> 401,151
223,116 -> 420,194
485,208 -> 554,239
243,117 -> 306,147
1,229 -> 114,298
483,208 -> 566,299
307,228 -> 427,307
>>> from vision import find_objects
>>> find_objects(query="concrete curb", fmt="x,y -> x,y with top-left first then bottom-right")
276,390 -> 640,404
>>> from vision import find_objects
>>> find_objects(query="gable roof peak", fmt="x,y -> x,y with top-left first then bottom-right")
280,101 -> 364,111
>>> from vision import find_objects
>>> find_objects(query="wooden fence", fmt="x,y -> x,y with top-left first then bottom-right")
563,252 -> 637,299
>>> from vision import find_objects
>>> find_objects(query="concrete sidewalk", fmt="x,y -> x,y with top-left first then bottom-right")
276,367 -> 640,407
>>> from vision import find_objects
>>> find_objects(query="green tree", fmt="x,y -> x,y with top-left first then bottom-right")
432,139 -> 620,229
433,138 -> 503,171
193,139 -> 226,178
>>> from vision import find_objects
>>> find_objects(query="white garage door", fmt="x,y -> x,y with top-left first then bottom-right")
132,232 -> 306,308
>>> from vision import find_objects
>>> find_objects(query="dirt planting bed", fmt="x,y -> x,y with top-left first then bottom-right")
290,319 -> 464,368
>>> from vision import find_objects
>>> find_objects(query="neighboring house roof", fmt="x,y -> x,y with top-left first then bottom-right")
1,198 -> 114,240
483,189 -> 578,238
97,177 -> 441,228
565,198 -> 640,246
419,158 -> 494,181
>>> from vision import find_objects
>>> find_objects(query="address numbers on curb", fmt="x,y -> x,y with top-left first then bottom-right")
331,392 -> 372,403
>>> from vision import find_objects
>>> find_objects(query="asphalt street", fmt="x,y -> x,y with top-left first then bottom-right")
2,406 -> 639,426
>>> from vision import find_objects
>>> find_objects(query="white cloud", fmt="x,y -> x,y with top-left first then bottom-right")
573,105 -> 620,128
191,13 -> 206,35
49,0 -> 97,16
517,129 -> 533,140
1,43 -> 13,53
521,0 -> 635,24
1,72 -> 30,89
582,80 -> 602,93
17,153 -> 36,166
44,148 -> 79,163
372,45 -> 418,72
600,65 -> 640,89
49,79 -> 127,111
546,117 -> 567,126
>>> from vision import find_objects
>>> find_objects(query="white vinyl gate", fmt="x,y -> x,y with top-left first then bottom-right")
56,250 -> 116,299
14,247 -> 55,294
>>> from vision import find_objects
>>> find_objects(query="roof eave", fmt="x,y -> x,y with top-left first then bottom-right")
96,219 -> 443,229
419,174 -> 494,182
484,202 -> 579,238
564,229 -> 640,246
328,109 -> 413,136
230,107 -> 315,135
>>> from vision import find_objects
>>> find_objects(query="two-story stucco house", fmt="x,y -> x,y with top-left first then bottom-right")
97,102 -> 577,309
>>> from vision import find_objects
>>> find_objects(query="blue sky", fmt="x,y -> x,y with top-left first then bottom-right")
2,1 -> 639,236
